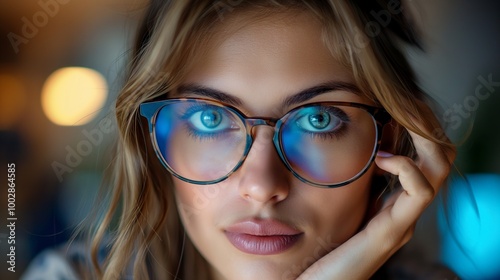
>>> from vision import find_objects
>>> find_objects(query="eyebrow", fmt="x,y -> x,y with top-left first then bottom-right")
176,84 -> 244,106
282,81 -> 361,108
176,81 -> 362,109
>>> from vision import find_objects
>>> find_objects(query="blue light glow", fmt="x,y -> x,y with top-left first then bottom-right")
438,174 -> 500,279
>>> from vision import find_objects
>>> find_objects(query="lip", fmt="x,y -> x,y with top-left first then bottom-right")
224,219 -> 303,255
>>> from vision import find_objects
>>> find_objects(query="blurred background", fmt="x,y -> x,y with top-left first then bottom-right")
0,0 -> 499,279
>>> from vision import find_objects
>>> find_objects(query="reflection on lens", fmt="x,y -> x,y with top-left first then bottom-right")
281,105 -> 377,186
152,100 -> 379,187
154,100 -> 247,182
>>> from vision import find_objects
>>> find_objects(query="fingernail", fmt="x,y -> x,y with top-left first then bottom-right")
376,151 -> 394,158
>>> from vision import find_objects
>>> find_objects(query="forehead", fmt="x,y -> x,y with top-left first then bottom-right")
180,9 -> 363,114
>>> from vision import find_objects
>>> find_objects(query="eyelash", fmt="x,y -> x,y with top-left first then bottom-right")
177,102 -> 351,141
179,104 -> 234,141
303,124 -> 349,140
296,106 -> 351,140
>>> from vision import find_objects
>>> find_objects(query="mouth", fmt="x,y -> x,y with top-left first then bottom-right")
224,218 -> 303,255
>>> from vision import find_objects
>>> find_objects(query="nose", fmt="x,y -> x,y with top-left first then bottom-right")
237,126 -> 291,204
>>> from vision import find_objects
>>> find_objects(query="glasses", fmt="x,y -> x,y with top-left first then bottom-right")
140,98 -> 390,188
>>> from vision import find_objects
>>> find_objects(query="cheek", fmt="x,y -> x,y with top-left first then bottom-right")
173,180 -> 217,255
173,178 -> 233,239
304,168 -> 373,243
174,180 -> 219,226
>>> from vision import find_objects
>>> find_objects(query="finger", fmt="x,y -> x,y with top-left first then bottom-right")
375,153 -> 434,225
296,230 -> 390,280
297,154 -> 433,280
407,130 -> 452,189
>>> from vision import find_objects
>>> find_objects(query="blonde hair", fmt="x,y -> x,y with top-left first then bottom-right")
87,1 -> 455,279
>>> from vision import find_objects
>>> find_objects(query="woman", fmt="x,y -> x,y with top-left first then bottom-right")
25,0 -> 457,279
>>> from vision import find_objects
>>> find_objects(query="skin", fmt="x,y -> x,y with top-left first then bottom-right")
171,9 -> 455,280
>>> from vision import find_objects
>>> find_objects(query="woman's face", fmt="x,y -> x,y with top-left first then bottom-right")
172,10 -> 376,280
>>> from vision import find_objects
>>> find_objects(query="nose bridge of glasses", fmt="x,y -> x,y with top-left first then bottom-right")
245,118 -> 279,144
246,118 -> 277,127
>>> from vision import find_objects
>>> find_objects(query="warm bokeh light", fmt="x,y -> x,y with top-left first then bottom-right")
0,74 -> 26,130
41,67 -> 108,126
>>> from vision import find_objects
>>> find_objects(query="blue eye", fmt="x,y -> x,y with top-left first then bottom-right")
180,104 -> 242,140
188,108 -> 230,132
197,109 -> 222,129
295,106 -> 344,133
307,112 -> 333,130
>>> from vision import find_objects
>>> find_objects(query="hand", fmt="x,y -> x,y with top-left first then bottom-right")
296,128 -> 456,280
